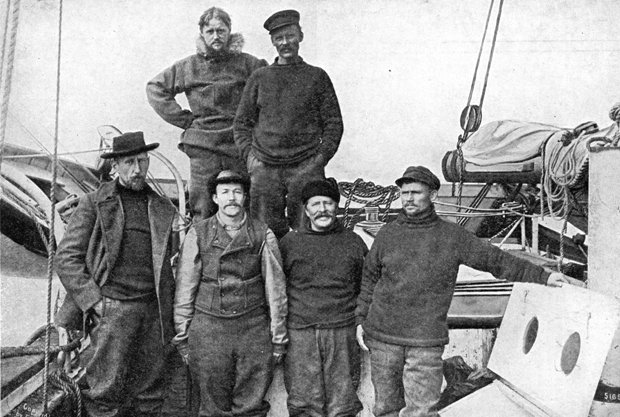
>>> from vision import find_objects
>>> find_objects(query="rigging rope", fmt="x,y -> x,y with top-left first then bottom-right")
42,0 -> 64,414
456,0 -> 504,208
0,0 -> 21,172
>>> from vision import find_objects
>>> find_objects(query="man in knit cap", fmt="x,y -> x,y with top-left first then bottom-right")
234,9 -> 344,239
147,7 -> 267,221
280,178 -> 367,417
355,166 -> 585,417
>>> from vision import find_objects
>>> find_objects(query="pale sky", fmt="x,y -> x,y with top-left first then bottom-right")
4,0 -> 620,185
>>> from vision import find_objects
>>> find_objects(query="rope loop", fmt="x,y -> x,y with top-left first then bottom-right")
48,370 -> 83,417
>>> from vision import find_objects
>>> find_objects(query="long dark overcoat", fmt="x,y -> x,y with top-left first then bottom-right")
55,179 -> 176,344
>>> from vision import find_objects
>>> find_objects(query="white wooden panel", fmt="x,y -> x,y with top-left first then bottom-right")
488,283 -> 620,417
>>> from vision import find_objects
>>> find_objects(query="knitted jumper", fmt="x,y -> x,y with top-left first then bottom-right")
234,58 -> 343,165
280,220 -> 367,328
102,183 -> 155,300
356,205 -> 550,346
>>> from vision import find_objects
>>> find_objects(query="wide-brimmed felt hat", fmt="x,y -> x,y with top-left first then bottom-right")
100,131 -> 159,159
263,9 -> 300,33
209,170 -> 251,195
395,166 -> 441,190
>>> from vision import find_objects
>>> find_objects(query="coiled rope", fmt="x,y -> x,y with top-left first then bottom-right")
339,179 -> 400,228
48,370 -> 83,417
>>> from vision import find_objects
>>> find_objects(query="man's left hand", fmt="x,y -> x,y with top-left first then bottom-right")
546,272 -> 586,288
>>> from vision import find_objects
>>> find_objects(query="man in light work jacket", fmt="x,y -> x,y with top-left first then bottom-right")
55,132 -> 177,417
234,9 -> 344,239
173,170 -> 288,417
356,166 -> 585,417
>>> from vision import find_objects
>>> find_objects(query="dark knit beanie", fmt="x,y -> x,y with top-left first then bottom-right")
301,178 -> 340,204
395,166 -> 441,190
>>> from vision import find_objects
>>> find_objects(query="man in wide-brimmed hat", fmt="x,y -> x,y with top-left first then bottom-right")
355,166 -> 585,417
173,169 -> 287,417
55,131 -> 177,417
147,6 -> 267,222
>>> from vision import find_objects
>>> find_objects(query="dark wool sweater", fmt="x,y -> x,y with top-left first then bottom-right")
356,206 -> 550,347
234,58 -> 343,165
280,221 -> 368,329
102,183 -> 155,300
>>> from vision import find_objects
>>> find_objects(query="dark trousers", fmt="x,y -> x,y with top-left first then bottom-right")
184,146 -> 247,222
81,297 -> 166,417
188,311 -> 273,417
247,153 -> 325,239
284,326 -> 362,417
366,337 -> 444,417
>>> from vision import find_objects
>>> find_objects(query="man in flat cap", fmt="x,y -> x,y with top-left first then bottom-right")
355,166 -> 584,417
280,179 -> 367,417
147,7 -> 267,222
234,9 -> 344,239
173,170 -> 288,417
55,132 -> 177,417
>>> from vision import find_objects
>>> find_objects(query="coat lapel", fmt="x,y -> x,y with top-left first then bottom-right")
148,193 -> 175,289
96,182 -> 123,277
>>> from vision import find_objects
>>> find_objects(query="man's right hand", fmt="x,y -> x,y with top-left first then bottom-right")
356,324 -> 369,352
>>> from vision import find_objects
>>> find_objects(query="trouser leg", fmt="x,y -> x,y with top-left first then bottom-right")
248,157 -> 288,239
366,337 -> 405,417
81,298 -> 144,417
125,297 -> 166,416
231,313 -> 273,417
283,154 -> 326,232
188,312 -> 235,417
400,346 -> 444,417
284,328 -> 325,417
321,326 -> 363,417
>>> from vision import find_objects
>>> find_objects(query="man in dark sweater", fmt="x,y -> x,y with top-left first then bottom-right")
355,166 -> 584,417
280,179 -> 368,417
55,132 -> 177,417
234,9 -> 344,239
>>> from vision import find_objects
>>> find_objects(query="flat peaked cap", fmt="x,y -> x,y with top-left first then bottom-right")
100,131 -> 159,159
301,178 -> 341,204
209,170 -> 251,195
264,9 -> 300,33
395,166 -> 441,190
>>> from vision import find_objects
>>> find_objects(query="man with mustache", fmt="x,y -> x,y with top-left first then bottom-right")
279,179 -> 368,417
147,7 -> 267,221
55,132 -> 177,417
174,170 -> 288,417
356,166 -> 585,417
234,9 -> 344,239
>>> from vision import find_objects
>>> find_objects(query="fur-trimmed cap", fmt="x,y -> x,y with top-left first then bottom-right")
301,178 -> 341,204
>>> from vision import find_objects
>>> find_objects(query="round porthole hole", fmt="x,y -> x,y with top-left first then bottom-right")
560,332 -> 581,375
522,316 -> 538,354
